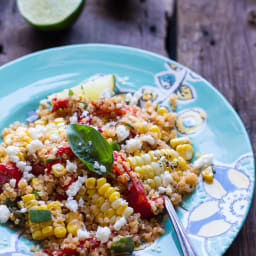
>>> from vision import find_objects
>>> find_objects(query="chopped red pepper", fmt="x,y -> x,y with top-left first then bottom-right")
112,152 -> 154,219
42,249 -> 53,256
45,159 -> 61,175
51,98 -> 69,112
56,248 -> 79,256
86,237 -> 101,250
0,163 -> 22,193
61,175 -> 76,190
57,144 -> 74,157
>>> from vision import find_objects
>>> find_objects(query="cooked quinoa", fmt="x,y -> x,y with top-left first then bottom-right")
0,75 -> 209,256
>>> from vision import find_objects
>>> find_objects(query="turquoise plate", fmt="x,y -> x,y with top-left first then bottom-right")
0,44 -> 254,256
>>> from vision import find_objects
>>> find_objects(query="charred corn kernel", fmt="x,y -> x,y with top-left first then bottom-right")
54,226 -> 67,238
116,204 -> 128,215
42,226 -> 54,237
177,156 -> 187,170
96,197 -> 105,207
176,144 -> 193,161
149,125 -> 161,138
109,191 -> 120,203
22,194 -> 38,209
52,164 -> 66,177
134,166 -> 144,178
134,156 -> 144,166
100,201 -> 110,212
67,220 -> 81,235
201,166 -> 214,183
146,179 -> 156,189
32,230 -> 43,240
98,183 -> 111,195
157,107 -> 168,115
122,207 -> 134,218
87,189 -> 96,198
154,176 -> 162,187
177,170 -> 183,176
104,208 -> 115,218
105,187 -> 116,199
170,137 -> 191,148
96,178 -> 107,189
171,158 -> 179,169
53,117 -> 65,125
47,202 -> 62,213
86,177 -> 96,189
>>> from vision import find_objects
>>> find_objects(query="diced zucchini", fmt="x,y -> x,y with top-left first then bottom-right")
110,236 -> 135,253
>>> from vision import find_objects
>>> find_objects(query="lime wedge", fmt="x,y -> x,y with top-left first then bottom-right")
17,0 -> 85,31
48,75 -> 116,100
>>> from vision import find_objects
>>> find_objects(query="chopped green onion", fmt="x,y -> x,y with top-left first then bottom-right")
155,104 -> 159,111
44,155 -> 61,163
29,209 -> 52,223
68,89 -> 74,96
32,191 -> 40,198
125,122 -> 134,129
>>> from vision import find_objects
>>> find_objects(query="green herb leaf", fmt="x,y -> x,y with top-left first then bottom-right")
155,103 -> 159,111
67,124 -> 113,175
29,209 -> 52,223
5,198 -> 16,209
110,236 -> 135,253
111,142 -> 120,152
125,122 -> 134,129
80,101 -> 87,110
32,191 -> 40,198
44,155 -> 61,163
68,89 -> 74,96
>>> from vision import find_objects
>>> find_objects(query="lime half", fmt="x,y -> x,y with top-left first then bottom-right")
17,0 -> 85,31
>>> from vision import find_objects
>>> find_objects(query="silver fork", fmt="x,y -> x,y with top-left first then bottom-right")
164,196 -> 198,256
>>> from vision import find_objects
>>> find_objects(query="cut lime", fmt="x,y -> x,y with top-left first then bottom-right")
17,0 -> 85,31
48,74 -> 116,100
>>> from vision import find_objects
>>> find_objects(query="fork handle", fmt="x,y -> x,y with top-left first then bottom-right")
164,196 -> 198,256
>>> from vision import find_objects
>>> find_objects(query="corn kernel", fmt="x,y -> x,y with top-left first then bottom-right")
54,226 -> 67,238
31,178 -> 40,188
143,165 -> 154,179
149,125 -> 161,138
105,187 -> 116,199
104,208 -> 115,218
122,207 -> 134,218
96,197 -> 105,207
177,156 -> 187,170
98,183 -> 111,196
86,177 -> 96,189
154,176 -> 162,187
134,156 -> 144,166
134,166 -> 144,178
127,157 -> 136,167
52,164 -> 66,177
96,178 -> 107,189
170,137 -> 191,148
116,204 -> 128,215
176,144 -> 193,161
157,107 -> 168,115
67,220 -> 81,235
201,166 -> 214,184
42,226 -> 54,237
87,189 -> 96,198
147,179 -> 156,189
54,117 -> 65,125
32,230 -> 43,240
109,192 -> 120,203
100,201 -> 110,212
136,121 -> 148,133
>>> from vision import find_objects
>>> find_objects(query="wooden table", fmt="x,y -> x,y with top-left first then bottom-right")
0,0 -> 255,255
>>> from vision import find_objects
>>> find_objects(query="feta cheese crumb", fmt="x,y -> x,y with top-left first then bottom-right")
65,198 -> 78,212
50,133 -> 60,142
78,198 -> 84,208
126,91 -> 142,106
114,216 -> 127,231
9,179 -> 16,188
0,205 -> 10,223
193,154 -> 213,169
116,125 -> 130,142
66,176 -> 86,197
66,160 -> 77,173
81,110 -> 89,118
96,226 -> 111,243
77,229 -> 90,239
100,88 -> 114,98
27,140 -> 43,154
125,138 -> 142,153
141,135 -> 155,145
93,161 -> 106,173
6,146 -> 19,156
20,208 -> 27,213
69,112 -> 78,124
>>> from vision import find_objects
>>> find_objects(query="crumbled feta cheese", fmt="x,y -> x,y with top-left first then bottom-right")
9,179 -> 16,188
16,161 -> 26,170
27,140 -> 43,154
100,165 -> 106,173
96,226 -> 111,243
78,198 -> 84,208
193,154 -> 213,169
9,155 -> 19,163
0,205 -> 10,223
116,103 -> 122,109
158,186 -> 166,194
66,160 -> 77,173
114,216 -> 127,231
44,140 -> 50,145
116,125 -> 130,142
127,91 -> 142,106
93,161 -> 106,173
65,197 -> 78,212
20,208 -> 27,213
23,171 -> 34,181
100,88 -> 114,98
50,133 -> 60,142
28,125 -> 46,139
125,138 -> 142,153
81,110 -> 89,118
69,112 -> 78,124
161,171 -> 174,187
6,146 -> 19,156
66,176 -> 86,197
141,135 -> 155,145
125,93 -> 132,103
77,229 -> 90,239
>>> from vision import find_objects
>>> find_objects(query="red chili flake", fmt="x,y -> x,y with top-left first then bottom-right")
0,162 -> 22,193
31,163 -> 45,176
51,98 -> 69,112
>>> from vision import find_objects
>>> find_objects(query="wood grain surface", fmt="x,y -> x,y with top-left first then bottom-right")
177,1 -> 256,255
0,0 -> 255,255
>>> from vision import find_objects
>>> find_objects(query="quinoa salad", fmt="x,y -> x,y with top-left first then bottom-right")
0,75 -> 214,256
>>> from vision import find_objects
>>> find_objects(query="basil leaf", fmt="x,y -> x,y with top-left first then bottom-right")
67,124 -> 113,175
68,89 -> 74,96
111,142 -> 120,152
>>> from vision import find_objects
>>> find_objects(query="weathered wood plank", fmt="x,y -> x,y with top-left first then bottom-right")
177,1 -> 256,256
0,0 -> 174,66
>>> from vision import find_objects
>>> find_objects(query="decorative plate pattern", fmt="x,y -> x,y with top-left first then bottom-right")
0,44 -> 254,256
